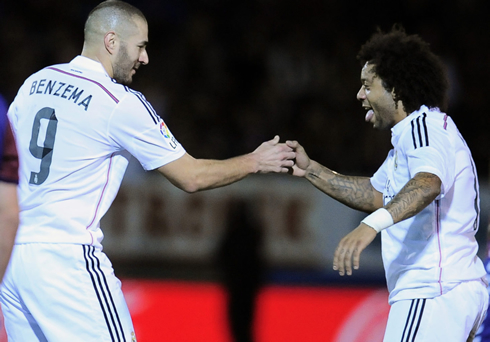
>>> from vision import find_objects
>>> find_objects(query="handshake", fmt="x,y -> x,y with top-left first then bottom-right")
250,135 -> 310,177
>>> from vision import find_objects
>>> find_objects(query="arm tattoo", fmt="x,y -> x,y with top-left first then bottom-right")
307,171 -> 321,180
306,167 -> 378,212
386,172 -> 441,222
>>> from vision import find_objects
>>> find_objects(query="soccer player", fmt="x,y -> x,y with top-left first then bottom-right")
0,1 -> 295,341
0,94 -> 19,283
287,27 -> 488,341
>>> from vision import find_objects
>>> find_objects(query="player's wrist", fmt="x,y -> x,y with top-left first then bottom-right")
361,208 -> 394,233
244,152 -> 261,174
303,160 -> 319,178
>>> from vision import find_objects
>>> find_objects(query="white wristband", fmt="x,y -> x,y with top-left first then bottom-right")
361,208 -> 394,233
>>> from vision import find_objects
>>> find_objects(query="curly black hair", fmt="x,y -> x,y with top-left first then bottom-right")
357,26 -> 449,113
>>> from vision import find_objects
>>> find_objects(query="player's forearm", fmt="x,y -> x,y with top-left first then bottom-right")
305,160 -> 382,213
0,224 -> 16,281
183,154 -> 257,192
162,152 -> 270,193
0,184 -> 19,281
385,172 -> 441,223
160,139 -> 294,193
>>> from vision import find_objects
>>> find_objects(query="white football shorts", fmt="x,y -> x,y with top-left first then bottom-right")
0,243 -> 136,342
383,279 -> 489,342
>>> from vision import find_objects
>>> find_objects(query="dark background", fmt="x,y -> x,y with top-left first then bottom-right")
1,0 -> 489,179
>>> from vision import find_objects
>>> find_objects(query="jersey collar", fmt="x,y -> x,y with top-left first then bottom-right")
69,55 -> 112,78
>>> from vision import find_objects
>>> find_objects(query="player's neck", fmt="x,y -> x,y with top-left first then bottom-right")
80,47 -> 114,78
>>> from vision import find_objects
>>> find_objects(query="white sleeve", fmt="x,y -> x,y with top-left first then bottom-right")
107,92 -> 186,171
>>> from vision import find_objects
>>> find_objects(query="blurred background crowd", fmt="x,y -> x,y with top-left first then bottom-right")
1,0 -> 489,178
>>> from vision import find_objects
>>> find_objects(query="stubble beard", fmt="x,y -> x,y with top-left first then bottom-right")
113,44 -> 135,86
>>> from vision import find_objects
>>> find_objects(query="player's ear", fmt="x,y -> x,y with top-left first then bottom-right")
104,31 -> 117,55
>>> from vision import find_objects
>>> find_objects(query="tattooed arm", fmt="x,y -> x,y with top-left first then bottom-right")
286,140 -> 383,212
385,172 -> 441,223
286,140 -> 442,276
286,140 -> 440,219
303,160 -> 383,212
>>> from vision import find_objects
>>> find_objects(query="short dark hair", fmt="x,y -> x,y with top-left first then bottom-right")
357,26 -> 449,113
88,0 -> 145,21
84,1 -> 146,42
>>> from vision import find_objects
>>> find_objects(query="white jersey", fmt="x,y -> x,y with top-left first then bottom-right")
371,105 -> 486,304
8,56 -> 186,248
